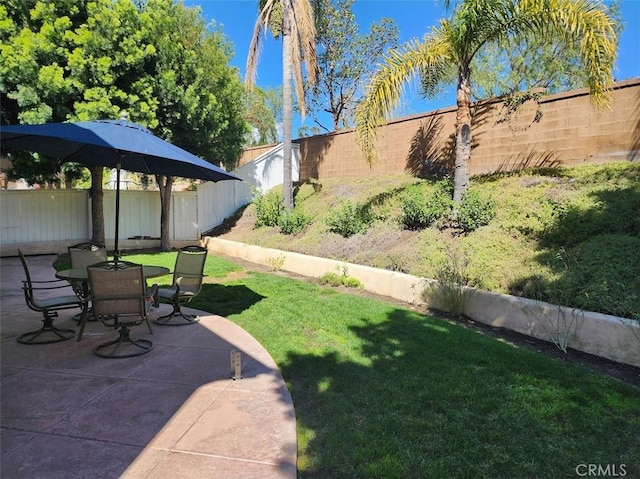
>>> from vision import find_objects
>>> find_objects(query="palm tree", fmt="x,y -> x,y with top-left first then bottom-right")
246,0 -> 318,210
355,0 -> 618,204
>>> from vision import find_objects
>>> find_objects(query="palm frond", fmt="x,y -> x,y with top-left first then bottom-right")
544,0 -> 618,107
355,33 -> 452,165
505,0 -> 618,107
246,0 -> 276,87
282,0 -> 317,119
292,0 -> 318,87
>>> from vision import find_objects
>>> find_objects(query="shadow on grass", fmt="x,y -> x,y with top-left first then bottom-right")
277,307 -> 640,478
178,269 -> 639,477
190,283 -> 266,317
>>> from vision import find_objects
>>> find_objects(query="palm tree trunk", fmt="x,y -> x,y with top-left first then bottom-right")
454,64 -> 472,205
282,0 -> 294,210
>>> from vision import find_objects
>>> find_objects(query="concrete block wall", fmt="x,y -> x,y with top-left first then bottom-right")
238,79 -> 639,180
205,237 -> 640,368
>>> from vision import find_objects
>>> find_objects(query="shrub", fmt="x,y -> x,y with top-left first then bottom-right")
400,180 -> 452,230
319,272 -> 344,287
279,208 -> 311,235
326,200 -> 372,237
254,189 -> 284,227
266,254 -> 286,271
454,189 -> 496,233
342,276 -> 363,288
424,246 -> 475,317
318,267 -> 363,288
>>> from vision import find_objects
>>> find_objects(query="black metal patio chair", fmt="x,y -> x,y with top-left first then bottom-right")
86,260 -> 157,358
155,245 -> 207,326
17,250 -> 81,344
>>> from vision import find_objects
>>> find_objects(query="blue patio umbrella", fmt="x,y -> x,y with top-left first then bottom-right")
1,119 -> 241,257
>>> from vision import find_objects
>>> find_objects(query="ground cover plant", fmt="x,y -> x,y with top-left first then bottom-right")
108,253 -> 639,478
214,162 -> 640,320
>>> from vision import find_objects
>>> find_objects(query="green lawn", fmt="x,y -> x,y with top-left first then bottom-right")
58,252 -> 640,477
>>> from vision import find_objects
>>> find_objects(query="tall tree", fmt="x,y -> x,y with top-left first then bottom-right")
307,0 -> 398,132
145,0 -> 247,251
1,0 -> 158,243
246,0 -> 318,210
244,86 -> 279,146
355,0 -> 618,205
1,0 -> 246,249
69,0 -> 159,245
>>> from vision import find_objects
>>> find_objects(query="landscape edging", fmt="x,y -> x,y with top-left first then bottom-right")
203,237 -> 640,368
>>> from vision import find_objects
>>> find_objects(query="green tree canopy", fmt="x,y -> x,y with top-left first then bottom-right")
244,86 -> 279,146
306,0 -> 399,132
141,0 -> 247,250
1,0 -> 247,248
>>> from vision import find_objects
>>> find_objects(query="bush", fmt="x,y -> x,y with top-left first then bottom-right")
319,272 -> 344,287
424,247 -> 475,317
400,180 -> 452,230
319,271 -> 362,288
454,189 -> 496,233
254,189 -> 284,227
279,208 -> 310,235
326,200 -> 372,237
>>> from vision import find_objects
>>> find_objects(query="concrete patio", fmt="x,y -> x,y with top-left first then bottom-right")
0,254 -> 297,478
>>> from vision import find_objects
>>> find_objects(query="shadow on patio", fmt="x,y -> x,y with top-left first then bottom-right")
0,254 -> 296,479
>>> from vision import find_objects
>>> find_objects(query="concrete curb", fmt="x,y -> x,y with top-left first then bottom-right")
203,237 -> 640,368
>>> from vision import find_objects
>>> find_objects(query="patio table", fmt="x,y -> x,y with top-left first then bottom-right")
56,265 -> 170,341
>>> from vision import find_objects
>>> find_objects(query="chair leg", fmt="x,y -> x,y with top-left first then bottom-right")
154,301 -> 200,326
93,325 -> 153,358
18,312 -> 76,345
76,301 -> 91,342
72,306 -> 97,322
145,317 -> 153,334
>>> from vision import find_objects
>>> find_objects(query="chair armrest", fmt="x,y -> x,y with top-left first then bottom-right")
146,284 -> 159,308
175,273 -> 207,283
175,274 -> 207,287
22,279 -> 76,291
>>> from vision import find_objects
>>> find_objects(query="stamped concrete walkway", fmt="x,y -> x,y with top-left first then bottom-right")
0,254 -> 297,478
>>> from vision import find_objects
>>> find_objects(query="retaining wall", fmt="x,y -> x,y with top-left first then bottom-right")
204,237 -> 640,368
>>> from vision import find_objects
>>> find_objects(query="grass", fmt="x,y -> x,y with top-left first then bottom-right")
84,251 -> 640,478
216,162 -> 640,320
55,250 -> 242,285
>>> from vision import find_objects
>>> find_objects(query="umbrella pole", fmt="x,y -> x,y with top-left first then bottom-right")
114,161 -> 121,261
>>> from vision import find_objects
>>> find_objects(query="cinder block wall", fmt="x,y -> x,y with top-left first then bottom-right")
239,79 -> 639,179
238,143 -> 279,165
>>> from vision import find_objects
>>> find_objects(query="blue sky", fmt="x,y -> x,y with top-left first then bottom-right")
184,0 -> 640,136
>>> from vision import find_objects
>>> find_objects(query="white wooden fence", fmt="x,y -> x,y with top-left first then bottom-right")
0,179 -> 252,256
0,143 -> 294,256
